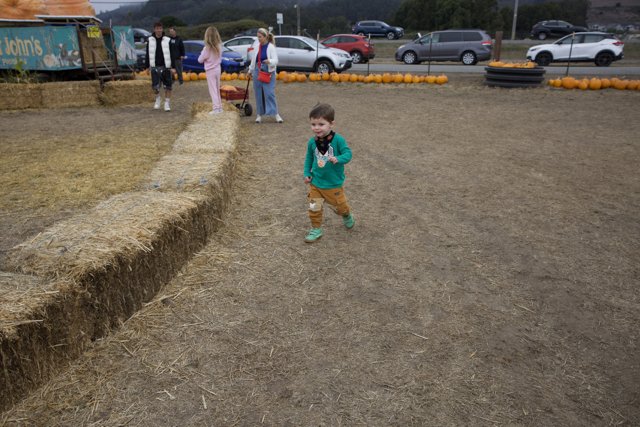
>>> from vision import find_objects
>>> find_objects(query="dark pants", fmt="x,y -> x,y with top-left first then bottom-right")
175,59 -> 184,84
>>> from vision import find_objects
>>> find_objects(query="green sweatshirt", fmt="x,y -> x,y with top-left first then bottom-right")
304,132 -> 352,189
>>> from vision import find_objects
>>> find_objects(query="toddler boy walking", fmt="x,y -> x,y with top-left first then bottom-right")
303,103 -> 355,243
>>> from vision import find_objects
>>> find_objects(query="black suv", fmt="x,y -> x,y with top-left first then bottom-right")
352,20 -> 404,40
530,20 -> 588,40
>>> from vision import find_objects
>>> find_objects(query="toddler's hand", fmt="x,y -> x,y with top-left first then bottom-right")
304,176 -> 312,184
329,156 -> 338,164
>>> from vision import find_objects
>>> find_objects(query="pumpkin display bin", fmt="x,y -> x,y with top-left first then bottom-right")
484,65 -> 546,88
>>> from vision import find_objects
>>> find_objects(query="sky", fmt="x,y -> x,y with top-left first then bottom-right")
89,0 -> 148,14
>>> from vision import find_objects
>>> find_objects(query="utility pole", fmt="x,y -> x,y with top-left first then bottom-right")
294,4 -> 300,36
511,0 -> 519,40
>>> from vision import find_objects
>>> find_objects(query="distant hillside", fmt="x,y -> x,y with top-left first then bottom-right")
98,0 -> 402,29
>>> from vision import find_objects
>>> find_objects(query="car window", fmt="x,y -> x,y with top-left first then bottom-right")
276,38 -> 308,49
558,21 -> 571,27
337,36 -> 351,43
422,33 -> 440,43
324,36 -> 339,44
462,32 -> 482,41
558,34 -> 583,44
439,32 -> 462,42
277,38 -> 290,48
583,34 -> 604,43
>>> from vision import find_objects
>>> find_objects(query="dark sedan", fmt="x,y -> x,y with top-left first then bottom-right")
530,20 -> 588,40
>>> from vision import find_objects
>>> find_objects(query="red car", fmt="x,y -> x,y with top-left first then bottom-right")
321,34 -> 375,64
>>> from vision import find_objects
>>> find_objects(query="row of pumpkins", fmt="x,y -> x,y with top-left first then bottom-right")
273,71 -> 449,84
134,69 -> 449,85
549,76 -> 640,90
488,61 -> 538,69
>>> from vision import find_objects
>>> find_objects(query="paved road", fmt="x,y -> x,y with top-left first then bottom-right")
351,63 -> 640,76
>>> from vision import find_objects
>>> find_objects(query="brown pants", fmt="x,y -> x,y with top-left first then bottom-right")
307,184 -> 350,228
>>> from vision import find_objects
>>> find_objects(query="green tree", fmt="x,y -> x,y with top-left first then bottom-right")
160,16 -> 187,28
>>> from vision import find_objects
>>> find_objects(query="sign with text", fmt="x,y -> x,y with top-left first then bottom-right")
0,26 -> 81,70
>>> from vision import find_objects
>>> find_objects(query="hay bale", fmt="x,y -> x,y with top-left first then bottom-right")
0,274 -> 92,412
100,80 -> 154,106
145,111 -> 238,193
6,191 -> 204,280
173,111 -> 239,153
0,83 -> 43,110
1,100 -> 239,412
40,81 -> 101,108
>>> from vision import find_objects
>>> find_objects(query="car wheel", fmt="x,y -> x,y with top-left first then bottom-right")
402,51 -> 418,65
386,32 -> 396,40
538,32 -> 547,40
350,51 -> 363,64
315,59 -> 334,74
357,32 -> 365,37
595,51 -> 614,67
535,52 -> 552,66
461,51 -> 477,65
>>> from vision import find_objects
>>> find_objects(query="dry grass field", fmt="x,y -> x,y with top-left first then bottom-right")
1,77 -> 639,425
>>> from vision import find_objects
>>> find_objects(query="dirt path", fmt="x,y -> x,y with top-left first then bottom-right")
2,80 -> 639,425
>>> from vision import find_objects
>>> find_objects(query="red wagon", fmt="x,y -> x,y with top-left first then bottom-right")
220,77 -> 253,116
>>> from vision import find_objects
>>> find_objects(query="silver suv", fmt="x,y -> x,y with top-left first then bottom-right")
274,35 -> 352,73
395,29 -> 493,65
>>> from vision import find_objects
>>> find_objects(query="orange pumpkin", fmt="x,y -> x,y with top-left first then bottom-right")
0,0 -> 47,19
561,76 -> 577,89
297,73 -> 307,82
349,73 -> 359,83
600,78 -> 611,89
198,72 -> 206,80
373,74 -> 382,83
626,80 -> 638,90
43,0 -> 95,16
425,75 -> 436,84
613,79 -> 628,90
435,75 -> 448,84
588,78 -> 602,90
577,79 -> 589,90
330,73 -> 340,83
190,73 -> 199,81
403,73 -> 413,83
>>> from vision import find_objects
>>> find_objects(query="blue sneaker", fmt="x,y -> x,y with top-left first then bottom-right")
342,213 -> 355,229
304,228 -> 323,243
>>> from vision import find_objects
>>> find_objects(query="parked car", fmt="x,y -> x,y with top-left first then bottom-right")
530,20 -> 588,40
351,20 -> 404,40
272,35 -> 352,73
182,40 -> 247,73
135,48 -> 146,70
234,28 -> 260,38
320,34 -> 375,64
223,36 -> 258,62
526,32 -> 624,66
132,28 -> 150,44
395,29 -> 492,65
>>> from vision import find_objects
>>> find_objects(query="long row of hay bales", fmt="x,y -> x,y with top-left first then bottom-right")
0,103 -> 239,411
0,80 -> 152,110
